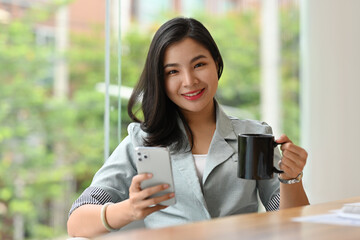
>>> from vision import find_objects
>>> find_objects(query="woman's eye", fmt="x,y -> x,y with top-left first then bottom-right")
194,63 -> 205,68
168,70 -> 177,75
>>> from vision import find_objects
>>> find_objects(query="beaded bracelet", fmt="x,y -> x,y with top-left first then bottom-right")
100,202 -> 118,232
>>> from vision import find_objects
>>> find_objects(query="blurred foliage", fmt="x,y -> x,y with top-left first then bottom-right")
197,11 -> 262,119
0,8 -> 58,238
280,6 -> 301,144
0,2 -> 300,239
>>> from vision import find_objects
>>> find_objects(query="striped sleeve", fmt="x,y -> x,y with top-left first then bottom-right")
265,193 -> 280,211
69,186 -> 114,216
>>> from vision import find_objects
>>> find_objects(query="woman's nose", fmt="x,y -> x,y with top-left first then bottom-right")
183,70 -> 198,86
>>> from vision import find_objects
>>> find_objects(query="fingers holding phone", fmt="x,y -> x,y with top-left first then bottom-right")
126,147 -> 176,220
134,147 -> 176,206
128,173 -> 174,220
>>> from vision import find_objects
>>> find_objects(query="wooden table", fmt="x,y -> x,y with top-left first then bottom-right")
95,196 -> 360,240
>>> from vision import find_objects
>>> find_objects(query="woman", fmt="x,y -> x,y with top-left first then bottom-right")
67,17 -> 309,237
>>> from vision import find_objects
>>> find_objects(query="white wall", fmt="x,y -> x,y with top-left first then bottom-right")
301,0 -> 360,204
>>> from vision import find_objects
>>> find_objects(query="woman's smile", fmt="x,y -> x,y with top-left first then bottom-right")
182,88 -> 205,100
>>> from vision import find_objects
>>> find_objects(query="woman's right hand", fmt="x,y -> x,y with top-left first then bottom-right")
128,173 -> 175,221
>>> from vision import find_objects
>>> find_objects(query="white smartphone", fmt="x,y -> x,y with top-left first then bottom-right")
134,146 -> 176,206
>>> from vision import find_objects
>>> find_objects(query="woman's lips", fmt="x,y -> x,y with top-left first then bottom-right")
182,88 -> 205,100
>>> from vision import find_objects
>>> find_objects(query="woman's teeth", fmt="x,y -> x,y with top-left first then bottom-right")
184,90 -> 202,97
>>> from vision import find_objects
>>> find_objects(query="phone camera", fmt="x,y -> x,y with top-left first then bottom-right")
144,155 -> 148,159
138,157 -> 142,161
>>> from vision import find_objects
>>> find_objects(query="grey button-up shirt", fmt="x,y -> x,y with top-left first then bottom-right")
70,101 -> 281,229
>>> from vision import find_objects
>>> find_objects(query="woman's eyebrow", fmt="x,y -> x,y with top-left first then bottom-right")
163,55 -> 207,69
163,63 -> 178,69
190,54 -> 207,63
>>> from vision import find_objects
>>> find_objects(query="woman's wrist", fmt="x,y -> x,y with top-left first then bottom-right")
105,200 -> 133,231
278,172 -> 303,184
101,203 -> 118,231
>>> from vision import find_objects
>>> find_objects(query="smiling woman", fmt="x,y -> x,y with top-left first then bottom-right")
0,0 -> 305,238
67,17 -> 309,238
127,17 -> 223,152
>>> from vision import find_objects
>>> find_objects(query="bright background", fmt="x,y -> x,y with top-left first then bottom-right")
0,0 -> 359,239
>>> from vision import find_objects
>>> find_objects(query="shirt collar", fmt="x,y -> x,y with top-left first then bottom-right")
171,99 -> 237,152
214,99 -> 237,141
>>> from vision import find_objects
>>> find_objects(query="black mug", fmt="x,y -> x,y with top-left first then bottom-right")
238,134 -> 283,180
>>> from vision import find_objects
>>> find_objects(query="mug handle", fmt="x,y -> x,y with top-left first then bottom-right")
273,142 -> 284,174
273,167 -> 284,174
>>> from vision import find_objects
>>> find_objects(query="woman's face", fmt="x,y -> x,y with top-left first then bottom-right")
163,37 -> 218,116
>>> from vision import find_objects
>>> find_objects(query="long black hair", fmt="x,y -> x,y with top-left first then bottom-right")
128,17 -> 224,151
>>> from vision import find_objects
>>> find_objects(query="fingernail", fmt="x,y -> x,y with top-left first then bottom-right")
163,184 -> 169,188
147,173 -> 153,178
169,193 -> 175,197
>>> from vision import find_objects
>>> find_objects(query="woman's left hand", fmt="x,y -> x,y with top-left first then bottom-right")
276,134 -> 308,180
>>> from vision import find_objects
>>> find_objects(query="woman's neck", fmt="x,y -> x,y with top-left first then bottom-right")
181,100 -> 216,127
181,100 -> 216,154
